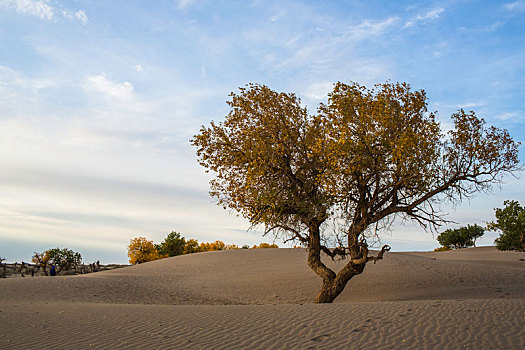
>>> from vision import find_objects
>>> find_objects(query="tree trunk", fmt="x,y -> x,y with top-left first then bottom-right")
307,222 -> 368,303
314,261 -> 366,303
307,225 -> 336,297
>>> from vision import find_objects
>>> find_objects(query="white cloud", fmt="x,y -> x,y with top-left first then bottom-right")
503,1 -> 525,11
269,9 -> 286,23
404,8 -> 445,28
302,82 -> 333,102
485,21 -> 504,32
495,112 -> 522,121
0,65 -> 56,117
176,0 -> 196,10
346,17 -> 399,40
0,0 -> 88,23
61,9 -> 88,24
74,10 -> 88,24
459,102 -> 485,109
85,73 -> 134,100
135,64 -> 143,72
0,0 -> 53,20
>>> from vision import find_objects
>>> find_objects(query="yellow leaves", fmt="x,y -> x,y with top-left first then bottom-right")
199,240 -> 226,252
251,243 -> 279,249
127,237 -> 165,265
32,251 -> 51,265
191,80 -> 520,245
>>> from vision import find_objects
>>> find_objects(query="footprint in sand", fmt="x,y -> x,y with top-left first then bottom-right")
310,333 -> 330,342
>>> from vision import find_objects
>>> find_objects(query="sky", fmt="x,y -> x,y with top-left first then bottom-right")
0,0 -> 524,264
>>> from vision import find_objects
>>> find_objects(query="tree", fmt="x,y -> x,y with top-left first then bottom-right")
437,224 -> 485,249
34,248 -> 82,273
32,251 -> 51,276
183,238 -> 201,254
156,231 -> 186,257
191,82 -> 520,303
127,237 -> 165,264
199,240 -> 227,251
488,200 -> 525,251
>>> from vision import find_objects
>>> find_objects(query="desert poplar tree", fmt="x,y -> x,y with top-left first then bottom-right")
191,82 -> 520,303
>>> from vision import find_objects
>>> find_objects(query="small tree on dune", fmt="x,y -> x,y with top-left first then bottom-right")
437,224 -> 485,249
192,81 -> 520,303
128,237 -> 165,264
46,247 -> 82,272
488,200 -> 525,251
156,231 -> 186,257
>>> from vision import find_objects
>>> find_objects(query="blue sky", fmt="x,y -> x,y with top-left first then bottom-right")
0,0 -> 524,263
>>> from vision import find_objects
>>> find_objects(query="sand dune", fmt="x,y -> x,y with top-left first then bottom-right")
1,247 -> 524,349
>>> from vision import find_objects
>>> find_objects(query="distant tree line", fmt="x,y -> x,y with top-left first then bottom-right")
1,247 -> 112,278
436,200 -> 525,252
127,231 -> 278,265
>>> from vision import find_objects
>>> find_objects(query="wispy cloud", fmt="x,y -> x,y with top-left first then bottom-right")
503,1 -> 525,11
75,10 -> 87,23
85,73 -> 134,101
302,82 -> 333,102
495,112 -> 522,121
62,9 -> 88,24
485,21 -> 505,32
0,0 -> 88,23
0,0 -> 53,19
404,8 -> 444,28
346,17 -> 399,40
459,102 -> 485,109
0,65 -> 57,117
176,0 -> 196,10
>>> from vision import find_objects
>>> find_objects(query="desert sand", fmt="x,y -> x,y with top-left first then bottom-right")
1,246 -> 524,349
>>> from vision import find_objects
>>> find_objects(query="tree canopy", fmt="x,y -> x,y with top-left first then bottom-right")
127,237 -> 165,265
191,81 -> 521,303
156,231 -> 186,257
32,248 -> 83,273
437,224 -> 485,249
488,200 -> 525,251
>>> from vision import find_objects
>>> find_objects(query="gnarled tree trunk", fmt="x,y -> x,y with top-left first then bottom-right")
307,222 -> 389,303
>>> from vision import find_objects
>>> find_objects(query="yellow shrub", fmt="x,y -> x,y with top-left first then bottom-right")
434,246 -> 452,252
200,240 -> 226,251
183,239 -> 202,254
251,243 -> 279,249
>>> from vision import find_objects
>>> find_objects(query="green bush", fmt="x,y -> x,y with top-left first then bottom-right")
437,224 -> 484,249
